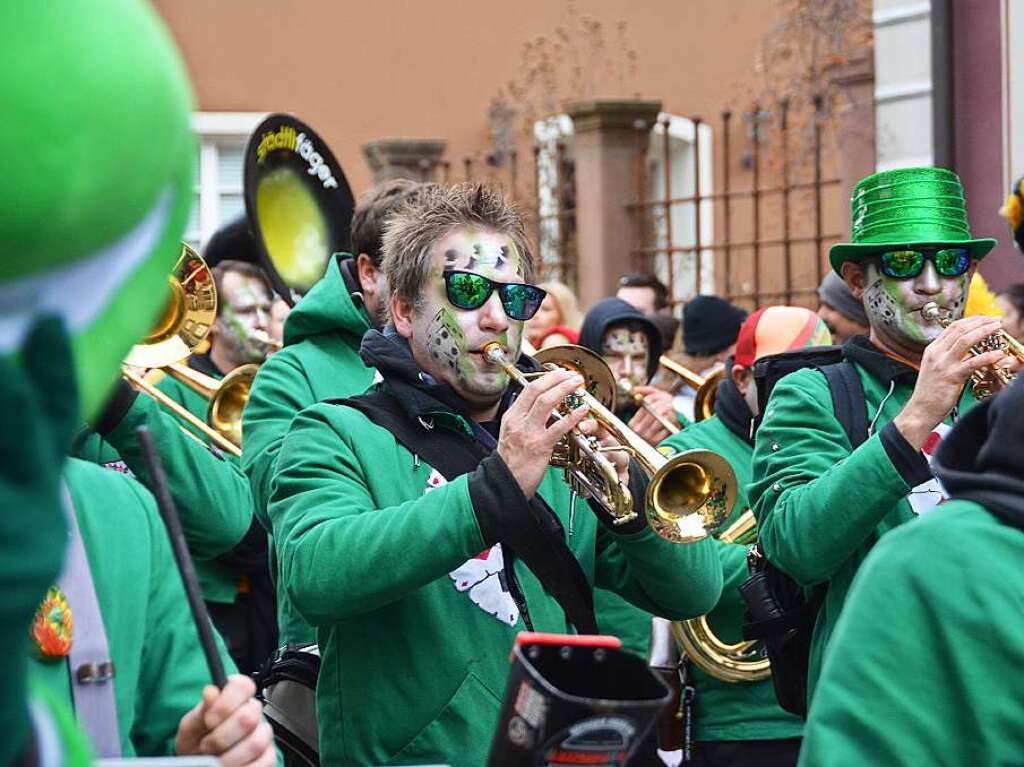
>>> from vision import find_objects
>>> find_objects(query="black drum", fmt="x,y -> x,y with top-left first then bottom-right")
255,644 -> 321,767
487,633 -> 671,767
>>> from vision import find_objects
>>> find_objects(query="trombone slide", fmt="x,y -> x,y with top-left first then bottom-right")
123,368 -> 243,458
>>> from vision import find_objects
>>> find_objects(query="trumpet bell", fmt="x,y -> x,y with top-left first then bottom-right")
244,114 -> 355,305
532,344 -> 618,411
648,449 -> 736,543
208,363 -> 258,448
124,244 -> 216,369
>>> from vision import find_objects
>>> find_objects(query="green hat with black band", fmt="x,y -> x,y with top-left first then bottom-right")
829,167 -> 997,275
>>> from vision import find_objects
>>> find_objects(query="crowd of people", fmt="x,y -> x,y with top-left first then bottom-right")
8,4 -> 1024,767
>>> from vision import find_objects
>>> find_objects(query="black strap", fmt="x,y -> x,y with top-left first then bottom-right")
335,391 -> 599,634
820,360 -> 868,448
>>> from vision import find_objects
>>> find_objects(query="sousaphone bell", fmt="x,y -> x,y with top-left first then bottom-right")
244,113 -> 355,305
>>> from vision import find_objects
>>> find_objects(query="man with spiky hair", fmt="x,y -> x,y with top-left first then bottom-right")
267,183 -> 724,766
243,178 -> 424,644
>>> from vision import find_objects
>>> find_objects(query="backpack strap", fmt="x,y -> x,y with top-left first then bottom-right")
819,360 -> 868,449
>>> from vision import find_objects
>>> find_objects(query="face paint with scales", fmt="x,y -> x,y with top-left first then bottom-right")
861,261 -> 970,347
601,325 -> 650,386
409,228 -> 525,407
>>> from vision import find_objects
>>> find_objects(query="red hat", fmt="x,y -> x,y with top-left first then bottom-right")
734,306 -> 832,367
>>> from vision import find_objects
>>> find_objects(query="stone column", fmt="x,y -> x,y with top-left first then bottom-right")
827,48 -> 876,232
566,99 -> 662,309
362,138 -> 446,183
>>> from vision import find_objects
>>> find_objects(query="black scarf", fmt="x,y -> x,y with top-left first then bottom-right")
713,359 -> 755,446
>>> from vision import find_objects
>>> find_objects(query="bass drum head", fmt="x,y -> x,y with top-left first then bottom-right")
244,114 -> 354,305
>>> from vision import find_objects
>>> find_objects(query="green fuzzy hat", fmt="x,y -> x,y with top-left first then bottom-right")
0,0 -> 195,420
830,167 -> 997,275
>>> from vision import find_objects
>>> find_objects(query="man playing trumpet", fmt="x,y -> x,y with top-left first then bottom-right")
749,167 -> 1006,705
267,183 -> 723,766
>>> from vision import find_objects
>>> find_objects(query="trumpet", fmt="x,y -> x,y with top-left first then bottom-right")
672,509 -> 772,682
922,301 -> 1024,398
617,378 -> 680,435
484,342 -> 635,526
484,342 -> 735,543
658,356 -> 724,422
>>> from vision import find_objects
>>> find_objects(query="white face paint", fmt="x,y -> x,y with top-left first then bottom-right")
860,259 -> 971,349
407,228 -> 525,409
601,324 -> 650,386
214,270 -> 275,365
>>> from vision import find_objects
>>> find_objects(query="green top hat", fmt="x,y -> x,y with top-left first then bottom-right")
829,167 -> 996,275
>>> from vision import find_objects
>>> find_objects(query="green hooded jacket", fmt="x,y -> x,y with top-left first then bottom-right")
242,255 -> 375,644
799,500 -> 1024,765
268,369 -> 724,765
748,338 -> 976,702
73,382 -> 252,604
659,413 -> 804,743
31,458 -> 236,757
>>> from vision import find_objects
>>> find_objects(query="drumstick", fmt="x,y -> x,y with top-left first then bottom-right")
136,426 -> 227,688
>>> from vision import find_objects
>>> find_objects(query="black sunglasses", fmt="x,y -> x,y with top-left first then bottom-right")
876,247 -> 972,280
442,270 -> 547,321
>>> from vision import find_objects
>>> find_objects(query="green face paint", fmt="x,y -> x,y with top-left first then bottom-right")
861,262 -> 970,348
601,325 -> 649,386
214,272 -> 275,365
406,227 -> 527,411
420,306 -> 510,396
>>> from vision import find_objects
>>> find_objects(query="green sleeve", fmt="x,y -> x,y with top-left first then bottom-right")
269,404 -> 487,627
593,524 -> 723,621
799,504 -> 1008,766
748,369 -> 912,585
126,478 -> 237,756
104,393 -> 252,560
241,353 -> 316,531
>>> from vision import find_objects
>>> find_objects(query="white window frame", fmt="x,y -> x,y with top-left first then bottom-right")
646,113 -> 715,298
187,112 -> 268,249
532,114 -> 576,282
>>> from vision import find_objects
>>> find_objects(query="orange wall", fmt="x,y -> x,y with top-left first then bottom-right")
154,0 -> 783,193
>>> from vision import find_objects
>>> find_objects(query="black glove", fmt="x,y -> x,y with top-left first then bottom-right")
92,376 -> 138,436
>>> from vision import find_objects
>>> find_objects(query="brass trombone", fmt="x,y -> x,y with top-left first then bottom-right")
672,509 -> 772,682
122,244 -> 250,457
485,342 -> 735,543
658,356 -> 725,422
617,378 -> 681,435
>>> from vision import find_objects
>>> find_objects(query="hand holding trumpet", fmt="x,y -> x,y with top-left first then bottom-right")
498,369 -> 592,499
894,313 -> 1004,450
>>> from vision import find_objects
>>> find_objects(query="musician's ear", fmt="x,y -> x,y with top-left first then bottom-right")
356,253 -> 380,295
841,261 -> 866,299
391,292 -> 415,339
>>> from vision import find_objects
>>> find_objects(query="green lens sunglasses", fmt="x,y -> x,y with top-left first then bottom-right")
878,248 -> 972,279
443,270 -> 547,321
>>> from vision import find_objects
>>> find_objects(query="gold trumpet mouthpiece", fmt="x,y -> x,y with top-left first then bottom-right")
921,302 -> 944,322
482,342 -> 508,364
